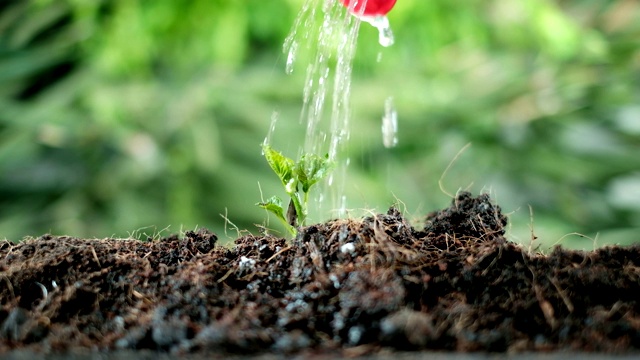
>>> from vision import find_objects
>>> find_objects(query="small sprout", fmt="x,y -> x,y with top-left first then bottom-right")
257,144 -> 333,236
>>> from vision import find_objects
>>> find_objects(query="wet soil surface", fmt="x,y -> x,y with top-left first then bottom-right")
1,192 -> 639,356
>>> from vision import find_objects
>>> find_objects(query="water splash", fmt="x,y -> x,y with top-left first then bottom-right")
280,0 -> 363,219
278,0 -> 396,220
382,97 -> 398,148
283,0 -> 315,76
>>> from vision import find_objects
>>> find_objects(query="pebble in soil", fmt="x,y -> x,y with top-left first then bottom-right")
1,192 -> 639,355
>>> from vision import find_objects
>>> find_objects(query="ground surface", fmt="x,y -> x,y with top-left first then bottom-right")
1,192 -> 639,356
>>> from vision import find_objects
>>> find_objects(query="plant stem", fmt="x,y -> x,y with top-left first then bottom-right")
290,192 -> 305,227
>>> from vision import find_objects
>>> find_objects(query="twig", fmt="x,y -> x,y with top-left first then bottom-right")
1,275 -> 16,303
438,142 -> 472,198
90,245 -> 101,268
266,246 -> 292,263
547,275 -> 574,313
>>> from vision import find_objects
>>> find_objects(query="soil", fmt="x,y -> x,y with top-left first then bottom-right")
1,192 -> 639,357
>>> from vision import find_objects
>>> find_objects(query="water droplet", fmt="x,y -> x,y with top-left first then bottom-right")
264,111 -> 279,149
282,0 -> 316,75
382,97 -> 398,148
285,41 -> 298,74
359,15 -> 394,47
338,195 -> 347,218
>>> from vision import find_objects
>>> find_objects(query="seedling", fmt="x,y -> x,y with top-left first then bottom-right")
257,144 -> 333,236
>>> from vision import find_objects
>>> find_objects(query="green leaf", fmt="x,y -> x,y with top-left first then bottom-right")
256,196 -> 296,236
296,153 -> 332,193
262,144 -> 296,189
256,196 -> 287,224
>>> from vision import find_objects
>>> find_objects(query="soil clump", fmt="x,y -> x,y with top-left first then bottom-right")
1,192 -> 639,356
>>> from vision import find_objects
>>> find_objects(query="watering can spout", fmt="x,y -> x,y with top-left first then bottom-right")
340,0 -> 397,47
339,0 -> 397,17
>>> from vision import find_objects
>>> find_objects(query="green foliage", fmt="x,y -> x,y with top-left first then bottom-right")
262,144 -> 296,189
258,144 -> 332,236
297,153 -> 332,194
256,196 -> 288,229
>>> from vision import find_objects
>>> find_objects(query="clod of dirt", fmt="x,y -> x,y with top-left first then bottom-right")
421,192 -> 507,242
1,192 -> 639,356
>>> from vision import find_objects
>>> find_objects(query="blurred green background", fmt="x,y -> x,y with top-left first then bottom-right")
1,0 -> 639,248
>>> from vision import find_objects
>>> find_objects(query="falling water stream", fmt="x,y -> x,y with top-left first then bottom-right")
268,0 -> 397,221
382,97 -> 398,148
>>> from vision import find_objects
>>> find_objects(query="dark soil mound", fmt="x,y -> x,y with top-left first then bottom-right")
1,192 -> 639,356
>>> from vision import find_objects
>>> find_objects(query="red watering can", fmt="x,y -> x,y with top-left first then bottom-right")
340,0 -> 397,46
339,0 -> 397,16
